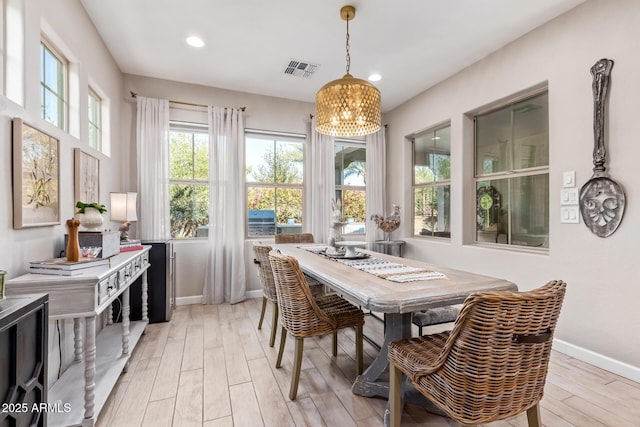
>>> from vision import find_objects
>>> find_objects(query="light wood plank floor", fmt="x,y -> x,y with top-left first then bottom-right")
96,300 -> 640,427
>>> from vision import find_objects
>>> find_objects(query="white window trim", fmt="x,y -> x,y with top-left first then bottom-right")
411,123 -> 451,239
88,87 -> 101,150
168,125 -> 210,240
245,130 -> 306,238
334,139 -> 367,235
40,37 -> 68,130
472,89 -> 549,251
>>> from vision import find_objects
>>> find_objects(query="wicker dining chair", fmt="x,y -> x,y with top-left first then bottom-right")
268,249 -> 365,400
253,243 -> 281,347
274,233 -> 325,292
274,233 -> 315,244
388,280 -> 567,427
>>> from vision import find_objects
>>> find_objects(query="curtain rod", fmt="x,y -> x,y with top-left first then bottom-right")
130,91 -> 246,111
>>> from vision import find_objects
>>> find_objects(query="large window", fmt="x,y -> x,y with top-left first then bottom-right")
169,125 -> 209,238
88,88 -> 101,150
335,142 -> 366,235
474,91 -> 549,248
413,125 -> 451,238
40,39 -> 67,129
246,133 -> 304,237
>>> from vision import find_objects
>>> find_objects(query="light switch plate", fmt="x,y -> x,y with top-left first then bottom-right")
563,171 -> 576,188
560,206 -> 580,223
560,188 -> 579,205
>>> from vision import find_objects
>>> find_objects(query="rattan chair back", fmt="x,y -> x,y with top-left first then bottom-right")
253,244 -> 278,301
274,233 -> 315,244
268,249 -> 336,337
392,280 -> 566,425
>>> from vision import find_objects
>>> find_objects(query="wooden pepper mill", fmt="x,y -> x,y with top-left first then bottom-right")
66,219 -> 81,262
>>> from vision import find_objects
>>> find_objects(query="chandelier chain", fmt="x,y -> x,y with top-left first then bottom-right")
345,15 -> 350,74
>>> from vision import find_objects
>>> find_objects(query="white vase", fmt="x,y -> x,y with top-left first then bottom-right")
78,207 -> 104,230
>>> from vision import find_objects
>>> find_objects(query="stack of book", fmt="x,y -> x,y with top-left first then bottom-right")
120,240 -> 143,252
29,257 -> 110,276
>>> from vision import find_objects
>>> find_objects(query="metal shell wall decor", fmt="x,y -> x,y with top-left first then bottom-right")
579,58 -> 626,237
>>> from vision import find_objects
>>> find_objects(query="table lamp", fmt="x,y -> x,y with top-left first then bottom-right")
110,192 -> 137,241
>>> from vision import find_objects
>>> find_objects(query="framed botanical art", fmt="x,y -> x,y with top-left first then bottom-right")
12,118 -> 61,228
74,148 -> 100,204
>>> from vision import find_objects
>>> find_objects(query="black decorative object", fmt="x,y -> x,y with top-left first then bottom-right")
579,58 -> 625,237
476,185 -> 502,230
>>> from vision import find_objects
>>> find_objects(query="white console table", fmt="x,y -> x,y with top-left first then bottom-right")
5,247 -> 151,427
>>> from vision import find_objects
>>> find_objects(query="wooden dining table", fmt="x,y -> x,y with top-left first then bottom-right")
276,244 -> 518,407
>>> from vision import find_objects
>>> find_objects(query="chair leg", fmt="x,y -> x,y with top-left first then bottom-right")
289,338 -> 304,400
269,302 -> 279,347
332,331 -> 338,357
418,325 -> 423,336
526,403 -> 542,427
389,362 -> 403,427
276,326 -> 287,368
258,297 -> 267,330
355,325 -> 363,375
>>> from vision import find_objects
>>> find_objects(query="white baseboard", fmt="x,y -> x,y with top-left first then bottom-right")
175,295 -> 204,306
176,291 -> 262,306
553,338 -> 640,383
246,290 -> 263,299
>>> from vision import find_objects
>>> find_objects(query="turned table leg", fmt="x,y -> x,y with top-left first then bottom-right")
83,316 -> 97,423
74,318 -> 83,362
122,287 -> 131,371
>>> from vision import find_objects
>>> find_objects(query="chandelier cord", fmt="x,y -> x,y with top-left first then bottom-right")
345,12 -> 351,74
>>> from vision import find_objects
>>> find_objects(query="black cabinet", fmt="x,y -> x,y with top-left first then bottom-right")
0,294 -> 48,427
127,241 -> 174,323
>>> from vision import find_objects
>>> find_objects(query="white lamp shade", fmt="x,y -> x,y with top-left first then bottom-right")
110,192 -> 138,222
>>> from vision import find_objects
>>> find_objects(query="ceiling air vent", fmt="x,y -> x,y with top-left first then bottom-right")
283,59 -> 320,79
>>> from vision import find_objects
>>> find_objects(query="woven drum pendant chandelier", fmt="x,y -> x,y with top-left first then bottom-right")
315,5 -> 381,137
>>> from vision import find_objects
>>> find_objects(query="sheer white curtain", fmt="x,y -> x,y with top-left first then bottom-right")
308,118 -> 335,243
203,107 -> 246,304
136,96 -> 170,241
365,127 -> 386,249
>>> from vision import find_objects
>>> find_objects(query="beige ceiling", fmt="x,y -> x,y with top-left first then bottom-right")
80,0 -> 586,112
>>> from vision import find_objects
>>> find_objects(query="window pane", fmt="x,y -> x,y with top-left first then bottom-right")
247,187 -> 276,237
43,47 -> 61,90
513,92 -> 549,169
476,106 -> 511,174
335,144 -> 366,186
475,175 -> 548,248
275,141 -> 303,184
246,138 -> 274,183
89,124 -> 99,149
170,131 -> 195,180
476,93 -> 548,175
169,183 -> 209,238
275,187 -> 302,235
414,126 -> 450,184
88,93 -> 98,122
42,88 -> 60,127
342,189 -> 366,235
414,186 -> 450,237
193,133 -> 209,180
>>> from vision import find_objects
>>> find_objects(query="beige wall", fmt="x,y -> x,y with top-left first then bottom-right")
385,0 -> 639,378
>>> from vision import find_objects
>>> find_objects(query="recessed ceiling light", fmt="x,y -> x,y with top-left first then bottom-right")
368,73 -> 382,82
186,36 -> 205,48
